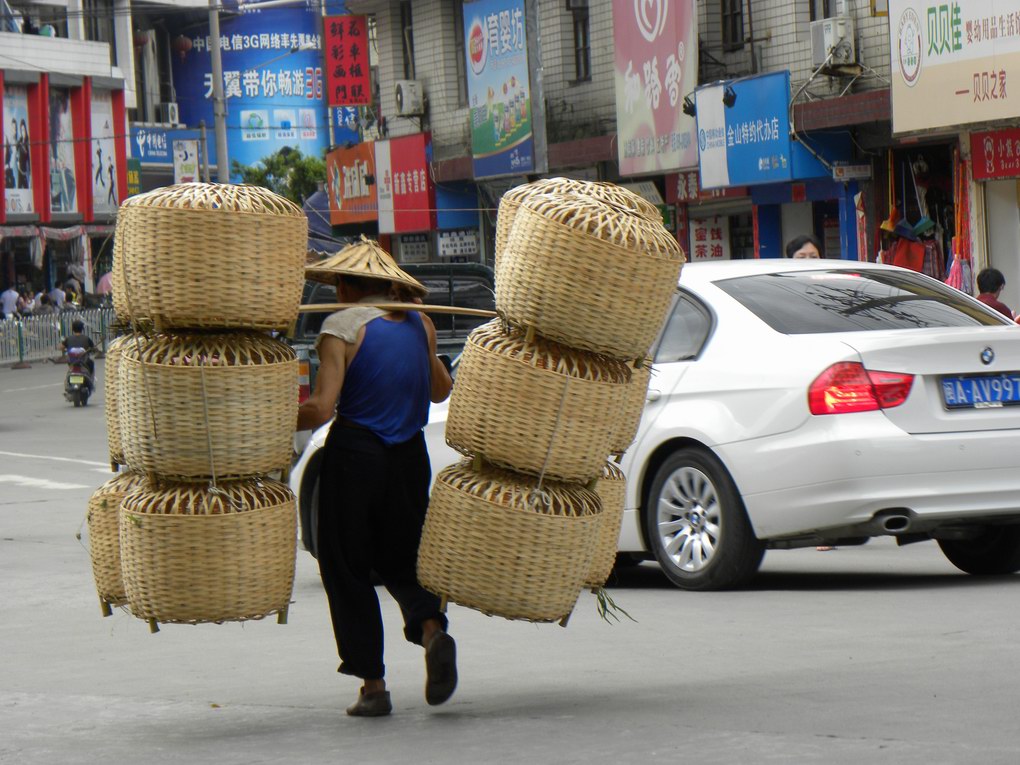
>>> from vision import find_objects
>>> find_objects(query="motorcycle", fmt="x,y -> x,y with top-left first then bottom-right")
64,346 -> 94,407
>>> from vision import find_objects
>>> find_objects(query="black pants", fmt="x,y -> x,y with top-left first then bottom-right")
316,425 -> 447,680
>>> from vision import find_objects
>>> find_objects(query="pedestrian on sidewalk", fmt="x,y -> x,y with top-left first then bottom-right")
297,239 -> 456,717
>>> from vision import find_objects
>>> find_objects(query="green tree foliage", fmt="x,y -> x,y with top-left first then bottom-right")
231,146 -> 325,204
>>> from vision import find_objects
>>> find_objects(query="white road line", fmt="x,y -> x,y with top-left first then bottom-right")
1,383 -> 63,393
0,451 -> 110,468
0,474 -> 89,490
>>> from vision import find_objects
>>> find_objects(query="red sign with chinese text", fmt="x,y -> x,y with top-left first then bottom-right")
971,128 -> 1020,181
324,15 -> 370,107
665,170 -> 748,204
326,142 -> 377,225
376,133 -> 435,234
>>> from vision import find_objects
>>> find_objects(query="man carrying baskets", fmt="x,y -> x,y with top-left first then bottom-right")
297,239 -> 456,717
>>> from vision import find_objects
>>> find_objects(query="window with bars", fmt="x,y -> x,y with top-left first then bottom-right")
568,0 -> 591,82
721,0 -> 744,52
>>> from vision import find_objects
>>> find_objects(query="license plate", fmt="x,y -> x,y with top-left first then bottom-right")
941,373 -> 1020,409
69,375 -> 85,384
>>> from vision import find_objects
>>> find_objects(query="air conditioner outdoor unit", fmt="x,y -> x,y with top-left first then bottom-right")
156,101 -> 180,125
395,80 -> 425,117
810,16 -> 856,68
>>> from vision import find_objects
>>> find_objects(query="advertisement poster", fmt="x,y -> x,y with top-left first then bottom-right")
170,3 -> 328,179
890,0 -> 1020,133
325,141 -> 377,225
464,0 -> 535,178
3,85 -> 34,215
375,133 -> 435,234
173,139 -> 200,183
49,88 -> 78,214
324,14 -> 370,106
91,89 -> 119,214
612,0 -> 698,176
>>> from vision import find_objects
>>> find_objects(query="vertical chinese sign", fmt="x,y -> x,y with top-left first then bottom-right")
325,141 -> 377,225
324,15 -> 370,106
889,0 -> 1020,132
375,133 -> 436,234
613,0 -> 697,176
689,216 -> 730,260
464,0 -> 535,178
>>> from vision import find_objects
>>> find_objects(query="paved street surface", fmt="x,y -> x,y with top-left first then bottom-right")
2,359 -> 1020,764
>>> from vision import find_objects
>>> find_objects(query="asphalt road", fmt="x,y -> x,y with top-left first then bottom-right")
2,359 -> 1020,764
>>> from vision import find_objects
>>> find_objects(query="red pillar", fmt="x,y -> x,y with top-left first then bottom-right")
0,70 -> 6,225
29,74 -> 50,223
73,78 -> 93,221
111,89 -> 128,206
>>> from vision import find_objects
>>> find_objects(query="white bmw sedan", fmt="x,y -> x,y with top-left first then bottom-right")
291,259 -> 1020,590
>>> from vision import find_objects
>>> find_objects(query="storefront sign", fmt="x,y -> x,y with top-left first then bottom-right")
173,139 -> 200,184
971,127 -> 1020,180
832,163 -> 872,181
325,142 -> 376,225
398,233 -> 430,263
375,133 -> 436,234
169,4 -> 327,180
324,14 -> 370,106
890,0 -> 1020,133
612,0 -> 697,176
665,170 -> 748,204
438,228 -> 480,258
2,85 -> 35,215
130,126 -> 217,168
689,215 -> 730,260
49,87 -> 77,214
126,158 -> 141,197
90,90 -> 120,215
464,0 -> 536,178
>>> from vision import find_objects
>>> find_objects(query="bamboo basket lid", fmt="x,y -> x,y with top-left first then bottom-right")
119,182 -> 304,217
121,331 -> 296,367
121,477 -> 294,515
439,460 -> 603,518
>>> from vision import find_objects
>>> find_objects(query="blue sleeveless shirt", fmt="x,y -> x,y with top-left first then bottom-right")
337,311 -> 431,445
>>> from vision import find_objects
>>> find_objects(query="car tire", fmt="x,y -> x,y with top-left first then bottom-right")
938,526 -> 1020,575
644,447 -> 764,591
301,471 -> 321,559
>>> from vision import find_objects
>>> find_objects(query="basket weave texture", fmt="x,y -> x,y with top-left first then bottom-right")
104,335 -> 131,466
119,332 -> 297,481
583,462 -> 627,589
610,362 -> 652,454
494,178 -> 663,284
417,461 -> 601,623
119,478 -> 296,624
497,193 -> 684,359
87,471 -> 151,608
445,320 -> 631,483
112,183 -> 306,330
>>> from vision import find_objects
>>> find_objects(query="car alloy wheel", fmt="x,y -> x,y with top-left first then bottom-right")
645,447 -> 764,591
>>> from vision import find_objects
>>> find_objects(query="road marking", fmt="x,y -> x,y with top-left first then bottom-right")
1,383 -> 63,393
0,474 -> 89,490
0,451 -> 110,468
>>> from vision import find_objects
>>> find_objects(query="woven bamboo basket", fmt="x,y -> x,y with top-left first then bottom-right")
86,471 -> 151,615
112,183 -> 306,330
119,477 -> 297,625
497,193 -> 684,359
584,461 -> 627,590
494,178 -> 663,287
610,361 -> 652,454
417,461 -> 601,623
103,334 -> 132,468
445,320 -> 631,483
119,332 -> 297,481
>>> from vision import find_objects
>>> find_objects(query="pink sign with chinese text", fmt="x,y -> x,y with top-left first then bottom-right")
375,133 -> 435,234
613,0 -> 697,176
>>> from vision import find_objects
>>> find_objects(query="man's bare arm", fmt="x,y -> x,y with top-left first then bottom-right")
297,335 -> 347,431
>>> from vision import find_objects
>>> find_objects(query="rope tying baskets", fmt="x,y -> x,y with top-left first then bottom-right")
445,320 -> 632,483
119,332 -> 297,481
112,183 -> 306,330
104,334 -> 131,468
417,461 -> 601,623
497,192 -> 684,359
610,362 -> 652,454
584,461 -> 627,590
87,471 -> 151,614
119,478 -> 296,625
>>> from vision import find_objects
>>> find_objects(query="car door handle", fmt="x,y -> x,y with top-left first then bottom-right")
646,389 -> 661,402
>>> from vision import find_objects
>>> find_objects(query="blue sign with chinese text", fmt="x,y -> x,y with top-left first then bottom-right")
130,126 -> 218,168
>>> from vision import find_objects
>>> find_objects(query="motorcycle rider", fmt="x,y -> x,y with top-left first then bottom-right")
61,320 -> 96,380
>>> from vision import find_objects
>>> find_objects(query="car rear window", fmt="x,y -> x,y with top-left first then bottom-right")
714,269 -> 1011,333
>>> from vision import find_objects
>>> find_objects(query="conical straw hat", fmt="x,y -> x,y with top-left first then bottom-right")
305,236 -> 428,298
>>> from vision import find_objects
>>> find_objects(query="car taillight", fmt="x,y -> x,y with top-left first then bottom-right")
297,358 -> 311,404
808,361 -> 914,415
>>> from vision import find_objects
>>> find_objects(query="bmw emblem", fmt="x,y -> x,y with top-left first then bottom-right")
981,347 -> 995,365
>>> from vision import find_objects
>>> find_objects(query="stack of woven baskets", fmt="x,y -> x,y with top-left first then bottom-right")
417,178 -> 684,623
86,183 -> 306,630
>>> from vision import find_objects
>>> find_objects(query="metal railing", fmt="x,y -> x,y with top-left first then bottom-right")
0,307 -> 117,367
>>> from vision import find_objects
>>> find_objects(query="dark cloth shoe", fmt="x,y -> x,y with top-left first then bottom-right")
346,688 -> 392,717
424,630 -> 457,706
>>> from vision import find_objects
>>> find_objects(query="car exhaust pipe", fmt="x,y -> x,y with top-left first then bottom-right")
867,511 -> 912,535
